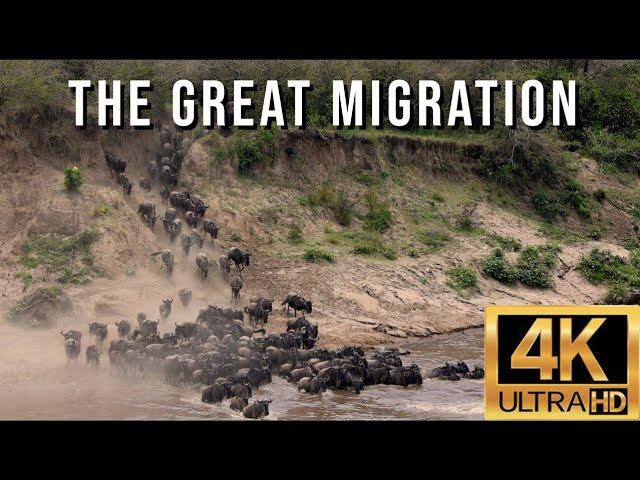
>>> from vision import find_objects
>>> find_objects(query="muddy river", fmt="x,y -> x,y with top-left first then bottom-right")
0,325 -> 483,420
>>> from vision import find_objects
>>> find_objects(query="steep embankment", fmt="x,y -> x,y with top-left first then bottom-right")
0,125 -> 636,347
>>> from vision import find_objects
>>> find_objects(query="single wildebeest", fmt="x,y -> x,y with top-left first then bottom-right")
196,252 -> 211,279
427,363 -> 461,381
160,128 -> 172,144
168,218 -> 182,243
116,172 -> 134,195
201,382 -> 231,403
159,297 -> 173,321
191,228 -> 204,249
286,317 -> 319,349
89,322 -> 108,346
104,151 -> 126,176
465,366 -> 485,379
162,208 -> 177,232
178,288 -> 192,308
230,276 -> 243,303
86,345 -> 101,367
137,312 -> 147,327
185,211 -> 199,229
281,293 -> 313,318
181,234 -> 193,256
139,319 -> 159,338
231,383 -> 252,399
139,177 -> 152,194
175,322 -> 199,341
147,160 -> 159,179
219,255 -> 230,280
227,247 -> 251,273
60,330 -> 82,342
138,201 -> 158,229
201,219 -> 219,244
229,396 -> 248,411
65,338 -> 81,362
115,320 -> 131,339
150,249 -> 175,275
249,297 -> 273,314
162,142 -> 173,156
160,185 -> 170,203
160,165 -> 177,187
243,400 -> 271,419
244,302 -> 270,328
298,375 -> 326,394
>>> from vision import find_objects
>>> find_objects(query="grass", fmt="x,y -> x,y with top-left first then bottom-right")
303,247 -> 335,262
487,234 -> 522,252
325,229 -> 398,260
303,183 -> 353,226
414,229 -> 451,253
482,244 -> 559,288
363,190 -> 393,233
20,228 -> 101,285
287,225 -> 304,244
577,248 -> 640,287
92,204 -> 111,217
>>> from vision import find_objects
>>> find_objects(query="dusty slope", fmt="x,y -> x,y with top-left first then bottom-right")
0,127 -> 634,348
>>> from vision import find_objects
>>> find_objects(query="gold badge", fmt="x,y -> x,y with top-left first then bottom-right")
485,305 -> 640,420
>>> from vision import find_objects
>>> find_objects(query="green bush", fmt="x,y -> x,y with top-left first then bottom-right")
576,248 -> 640,287
363,190 -> 393,233
287,225 -> 303,244
489,234 -> 522,252
515,246 -> 554,288
482,249 -> 518,284
234,129 -> 278,175
447,266 -> 478,290
594,189 -> 607,202
64,167 -> 84,192
304,183 -> 352,226
415,229 -> 450,253
303,247 -> 335,262
605,283 -> 630,304
531,190 -> 561,221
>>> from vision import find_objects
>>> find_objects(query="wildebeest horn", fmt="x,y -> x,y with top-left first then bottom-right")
60,330 -> 66,336
175,322 -> 180,326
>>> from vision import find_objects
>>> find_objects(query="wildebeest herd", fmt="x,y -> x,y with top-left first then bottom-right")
80,126 -> 484,419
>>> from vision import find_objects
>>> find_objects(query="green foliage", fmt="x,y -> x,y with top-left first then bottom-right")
363,190 -> 392,233
21,228 -> 100,285
605,283 -> 631,304
14,271 -> 33,290
64,167 -> 84,192
92,204 -> 110,217
488,234 -> 522,252
515,246 -> 555,288
447,265 -> 478,291
594,188 -> 607,202
303,247 -> 335,262
234,129 -> 278,175
531,190 -> 561,221
287,225 -> 304,244
577,248 -> 640,287
482,249 -> 518,284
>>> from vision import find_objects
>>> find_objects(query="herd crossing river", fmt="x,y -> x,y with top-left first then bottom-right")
0,324 -> 483,420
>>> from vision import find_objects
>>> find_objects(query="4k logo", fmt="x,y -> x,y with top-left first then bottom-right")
485,306 -> 640,420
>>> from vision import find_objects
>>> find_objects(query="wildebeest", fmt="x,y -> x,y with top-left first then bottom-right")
219,255 -> 230,280
181,234 -> 193,256
160,165 -> 178,187
159,297 -> 173,321
147,160 -> 159,179
230,276 -> 243,302
229,396 -> 248,411
185,211 -> 199,229
162,208 -> 177,232
60,330 -> 82,342
298,375 -> 326,394
201,219 -> 219,244
178,288 -> 192,308
137,201 -> 158,229
139,177 -> 152,193
281,293 -> 313,318
168,218 -> 182,243
89,322 -> 108,346
65,338 -> 81,363
196,252 -> 211,279
465,366 -> 485,379
104,151 -> 126,176
191,228 -> 204,249
427,363 -> 462,381
249,297 -> 273,314
150,249 -> 175,275
201,382 -> 231,403
286,316 -> 318,349
116,172 -> 134,195
227,247 -> 251,273
175,322 -> 199,341
160,185 -> 170,203
86,345 -> 100,367
115,320 -> 131,339
244,302 -> 270,328
230,382 -> 252,399
243,400 -> 271,419
139,319 -> 159,338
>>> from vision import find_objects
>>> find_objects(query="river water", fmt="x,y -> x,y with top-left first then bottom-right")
0,325 -> 483,420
